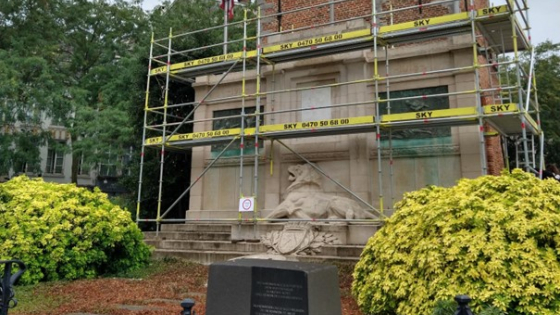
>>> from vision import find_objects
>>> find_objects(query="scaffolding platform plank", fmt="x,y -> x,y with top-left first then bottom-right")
150,51 -> 258,77
148,5 -> 527,78
145,104 -> 536,149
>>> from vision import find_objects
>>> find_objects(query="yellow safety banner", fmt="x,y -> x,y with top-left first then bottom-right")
260,116 -> 374,132
144,116 -> 375,146
146,127 -> 248,145
477,5 -> 508,17
482,103 -> 518,114
263,29 -> 372,54
379,12 -> 469,33
382,107 -> 477,122
150,50 -> 258,75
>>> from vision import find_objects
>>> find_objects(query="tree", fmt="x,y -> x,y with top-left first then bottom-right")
0,0 -> 150,183
53,0 -> 150,183
0,0 -> 63,175
531,42 -> 560,165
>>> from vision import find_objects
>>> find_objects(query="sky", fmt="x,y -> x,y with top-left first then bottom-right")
139,0 -> 559,45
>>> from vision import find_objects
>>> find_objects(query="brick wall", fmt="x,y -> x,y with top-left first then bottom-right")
478,51 -> 505,175
380,0 -> 450,24
262,0 -> 371,33
485,128 -> 504,175
262,0 -> 491,32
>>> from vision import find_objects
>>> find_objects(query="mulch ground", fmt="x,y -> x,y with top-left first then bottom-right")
11,259 -> 364,315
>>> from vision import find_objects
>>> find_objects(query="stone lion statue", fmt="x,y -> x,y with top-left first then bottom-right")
266,164 -> 377,220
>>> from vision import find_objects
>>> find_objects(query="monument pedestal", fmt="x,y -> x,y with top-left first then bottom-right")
206,259 -> 342,315
231,222 -> 380,245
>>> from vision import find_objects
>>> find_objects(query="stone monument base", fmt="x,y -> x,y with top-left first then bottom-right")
231,222 -> 380,245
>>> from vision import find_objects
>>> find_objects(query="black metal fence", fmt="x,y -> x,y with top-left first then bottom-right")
0,260 -> 26,315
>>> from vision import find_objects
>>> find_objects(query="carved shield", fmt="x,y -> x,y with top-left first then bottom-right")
275,226 -> 311,255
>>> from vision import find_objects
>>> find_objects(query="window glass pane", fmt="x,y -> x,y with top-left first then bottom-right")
379,86 -> 451,146
45,145 -> 64,174
211,107 -> 264,158
46,149 -> 54,173
55,153 -> 63,173
77,155 -> 89,175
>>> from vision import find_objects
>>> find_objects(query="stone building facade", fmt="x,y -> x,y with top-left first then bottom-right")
184,0 -> 507,218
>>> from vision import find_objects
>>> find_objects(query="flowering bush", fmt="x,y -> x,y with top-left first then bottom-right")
0,176 -> 151,284
353,169 -> 560,315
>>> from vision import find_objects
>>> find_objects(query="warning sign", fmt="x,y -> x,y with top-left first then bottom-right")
239,197 -> 255,212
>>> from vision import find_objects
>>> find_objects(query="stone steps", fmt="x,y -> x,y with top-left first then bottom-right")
145,223 -> 372,265
144,231 -> 232,241
160,223 -> 232,233
145,239 -> 364,257
145,239 -> 266,252
152,249 -> 360,265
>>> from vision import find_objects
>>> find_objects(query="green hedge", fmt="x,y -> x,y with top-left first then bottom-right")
353,169 -> 560,315
0,176 -> 151,284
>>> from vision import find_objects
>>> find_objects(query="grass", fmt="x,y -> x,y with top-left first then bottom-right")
10,283 -> 64,313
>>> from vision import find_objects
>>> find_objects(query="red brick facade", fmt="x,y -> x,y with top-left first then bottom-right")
263,0 -> 490,32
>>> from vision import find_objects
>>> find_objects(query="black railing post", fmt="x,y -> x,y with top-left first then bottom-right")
0,260 -> 26,315
180,298 -> 196,315
454,295 -> 474,315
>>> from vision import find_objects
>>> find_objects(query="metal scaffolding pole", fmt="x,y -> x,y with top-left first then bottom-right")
155,28 -> 173,234
136,32 -> 155,224
372,0 -> 384,214
238,9 -> 249,207
253,7 -> 263,221
509,0 -> 530,172
470,0 -> 488,175
385,47 -> 395,210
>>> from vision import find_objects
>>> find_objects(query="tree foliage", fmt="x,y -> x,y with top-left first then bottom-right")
0,0 -> 62,174
0,176 -> 151,285
0,0 -> 149,181
353,169 -> 560,315
531,42 -> 560,165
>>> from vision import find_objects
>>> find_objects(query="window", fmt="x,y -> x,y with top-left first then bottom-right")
379,86 -> 451,141
98,157 -> 118,177
98,163 -> 117,177
45,145 -> 64,174
211,107 -> 264,157
121,147 -> 134,176
77,154 -> 89,176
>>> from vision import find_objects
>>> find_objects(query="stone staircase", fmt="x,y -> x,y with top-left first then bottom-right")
144,223 -> 371,264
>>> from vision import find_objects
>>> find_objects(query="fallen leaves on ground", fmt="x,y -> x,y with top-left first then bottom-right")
11,259 -> 363,315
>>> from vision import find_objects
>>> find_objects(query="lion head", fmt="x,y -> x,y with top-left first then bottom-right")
286,164 -> 322,193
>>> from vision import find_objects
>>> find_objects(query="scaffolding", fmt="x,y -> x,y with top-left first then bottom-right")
137,0 -> 542,230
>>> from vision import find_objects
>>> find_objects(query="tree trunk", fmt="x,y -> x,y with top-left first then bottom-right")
71,134 -> 78,184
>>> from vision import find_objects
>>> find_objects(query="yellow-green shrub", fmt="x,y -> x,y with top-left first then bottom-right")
0,176 -> 151,284
352,169 -> 560,315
